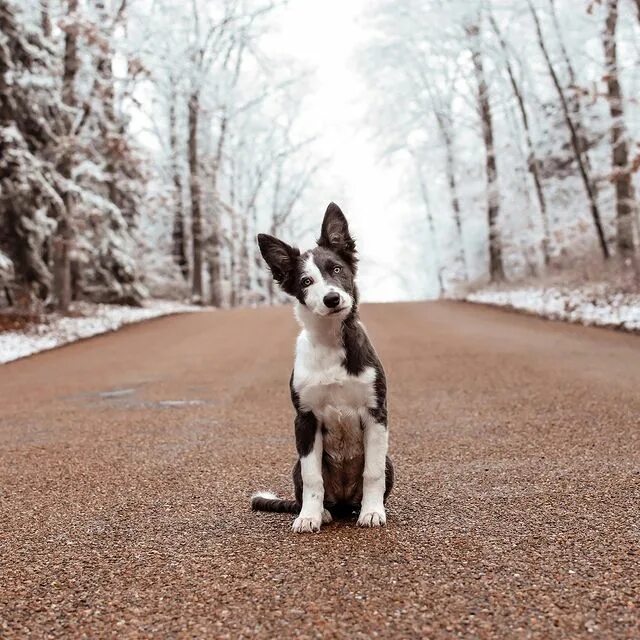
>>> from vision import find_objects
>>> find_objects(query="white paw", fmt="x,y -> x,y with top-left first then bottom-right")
322,509 -> 333,524
292,514 -> 322,533
357,507 -> 386,527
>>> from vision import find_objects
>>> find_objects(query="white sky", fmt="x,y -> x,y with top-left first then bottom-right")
263,0 -> 426,302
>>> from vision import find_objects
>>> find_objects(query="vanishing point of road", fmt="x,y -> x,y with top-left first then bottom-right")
1,302 -> 639,638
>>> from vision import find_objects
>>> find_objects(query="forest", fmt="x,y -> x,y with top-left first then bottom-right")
0,0 -> 319,311
362,0 -> 640,295
1,0 -> 639,311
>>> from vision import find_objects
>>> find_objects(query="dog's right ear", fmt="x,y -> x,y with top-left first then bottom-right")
257,234 -> 300,285
318,202 -> 357,269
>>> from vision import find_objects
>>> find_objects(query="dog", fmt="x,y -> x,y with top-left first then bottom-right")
251,202 -> 393,533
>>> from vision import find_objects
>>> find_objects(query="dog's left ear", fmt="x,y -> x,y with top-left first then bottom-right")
257,233 -> 300,291
317,202 -> 357,269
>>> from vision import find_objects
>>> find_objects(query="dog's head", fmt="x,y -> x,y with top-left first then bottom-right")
257,202 -> 358,319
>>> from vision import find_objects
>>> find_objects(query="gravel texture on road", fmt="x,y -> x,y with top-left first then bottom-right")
1,302 -> 639,638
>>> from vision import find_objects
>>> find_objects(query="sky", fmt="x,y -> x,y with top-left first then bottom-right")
263,0 -> 431,302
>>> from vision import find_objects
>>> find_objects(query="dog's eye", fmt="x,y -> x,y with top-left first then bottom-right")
333,266 -> 342,274
301,277 -> 313,287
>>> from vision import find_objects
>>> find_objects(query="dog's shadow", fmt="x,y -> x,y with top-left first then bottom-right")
327,505 -> 360,521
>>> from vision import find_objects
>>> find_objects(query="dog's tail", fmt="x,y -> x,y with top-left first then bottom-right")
251,491 -> 299,514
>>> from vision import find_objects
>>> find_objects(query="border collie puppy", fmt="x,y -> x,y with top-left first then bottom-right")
251,202 -> 393,533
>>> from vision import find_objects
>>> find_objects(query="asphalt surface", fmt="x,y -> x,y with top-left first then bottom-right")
1,302 -> 639,639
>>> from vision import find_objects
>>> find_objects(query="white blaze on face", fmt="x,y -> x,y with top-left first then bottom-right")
301,254 -> 352,317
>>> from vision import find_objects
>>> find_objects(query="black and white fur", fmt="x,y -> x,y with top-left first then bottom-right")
251,203 -> 393,533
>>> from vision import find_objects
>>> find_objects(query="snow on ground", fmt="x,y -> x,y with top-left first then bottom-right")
0,300 -> 203,364
467,285 -> 640,332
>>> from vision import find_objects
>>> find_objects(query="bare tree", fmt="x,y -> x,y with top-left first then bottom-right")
94,0 -> 129,214
53,0 -> 79,312
206,22 -> 282,307
548,0 -> 597,176
40,0 -> 51,37
413,60 -> 468,281
187,88 -> 203,301
186,0 -> 236,304
602,0 -> 637,258
528,0 -> 609,259
169,87 -> 188,279
467,20 -> 504,281
489,13 -> 551,267
187,1 -> 267,306
411,151 -> 444,296
207,112 -> 228,307
436,110 -> 467,281
234,162 -> 267,306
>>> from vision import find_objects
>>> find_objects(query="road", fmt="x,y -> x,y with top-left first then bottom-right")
1,302 -> 639,638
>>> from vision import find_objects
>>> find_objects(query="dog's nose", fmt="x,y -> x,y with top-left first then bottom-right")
323,292 -> 341,309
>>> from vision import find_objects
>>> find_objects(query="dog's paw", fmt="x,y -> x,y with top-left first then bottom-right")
322,509 -> 333,524
357,508 -> 386,528
292,514 -> 322,533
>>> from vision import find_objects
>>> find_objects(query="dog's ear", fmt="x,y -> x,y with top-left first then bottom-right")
257,234 -> 300,286
317,202 -> 357,269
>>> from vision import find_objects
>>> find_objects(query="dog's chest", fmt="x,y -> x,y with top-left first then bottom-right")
293,334 -> 376,461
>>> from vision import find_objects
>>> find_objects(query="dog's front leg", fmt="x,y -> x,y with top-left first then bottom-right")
358,413 -> 388,527
292,411 -> 324,533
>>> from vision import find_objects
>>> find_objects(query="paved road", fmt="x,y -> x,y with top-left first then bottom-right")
1,302 -> 639,638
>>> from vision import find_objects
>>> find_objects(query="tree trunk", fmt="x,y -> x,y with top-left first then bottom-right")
169,93 -> 188,279
528,0 -> 610,259
467,23 -> 504,281
41,0 -> 51,37
239,213 -> 250,304
188,90 -> 203,303
54,0 -> 79,313
228,159 -> 238,307
436,118 -> 467,280
208,219 -> 223,307
251,207 -> 264,302
547,0 -> 593,168
548,0 -> 578,85
62,0 -> 79,109
208,115 -> 228,308
490,15 -> 551,267
603,0 -> 636,257
94,0 -> 119,211
413,158 -> 444,297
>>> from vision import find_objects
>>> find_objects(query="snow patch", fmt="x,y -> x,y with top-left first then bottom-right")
467,285 -> 640,332
0,300 -> 204,364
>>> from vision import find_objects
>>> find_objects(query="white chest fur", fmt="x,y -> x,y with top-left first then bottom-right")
293,329 -> 376,462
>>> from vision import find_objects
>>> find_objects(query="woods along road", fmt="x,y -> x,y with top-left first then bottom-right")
1,302 -> 639,638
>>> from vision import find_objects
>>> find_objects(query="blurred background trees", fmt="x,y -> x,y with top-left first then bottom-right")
1,0 -> 639,310
362,0 -> 640,293
0,0 -> 317,310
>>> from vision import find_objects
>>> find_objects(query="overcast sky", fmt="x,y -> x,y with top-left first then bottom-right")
264,0 -> 430,302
